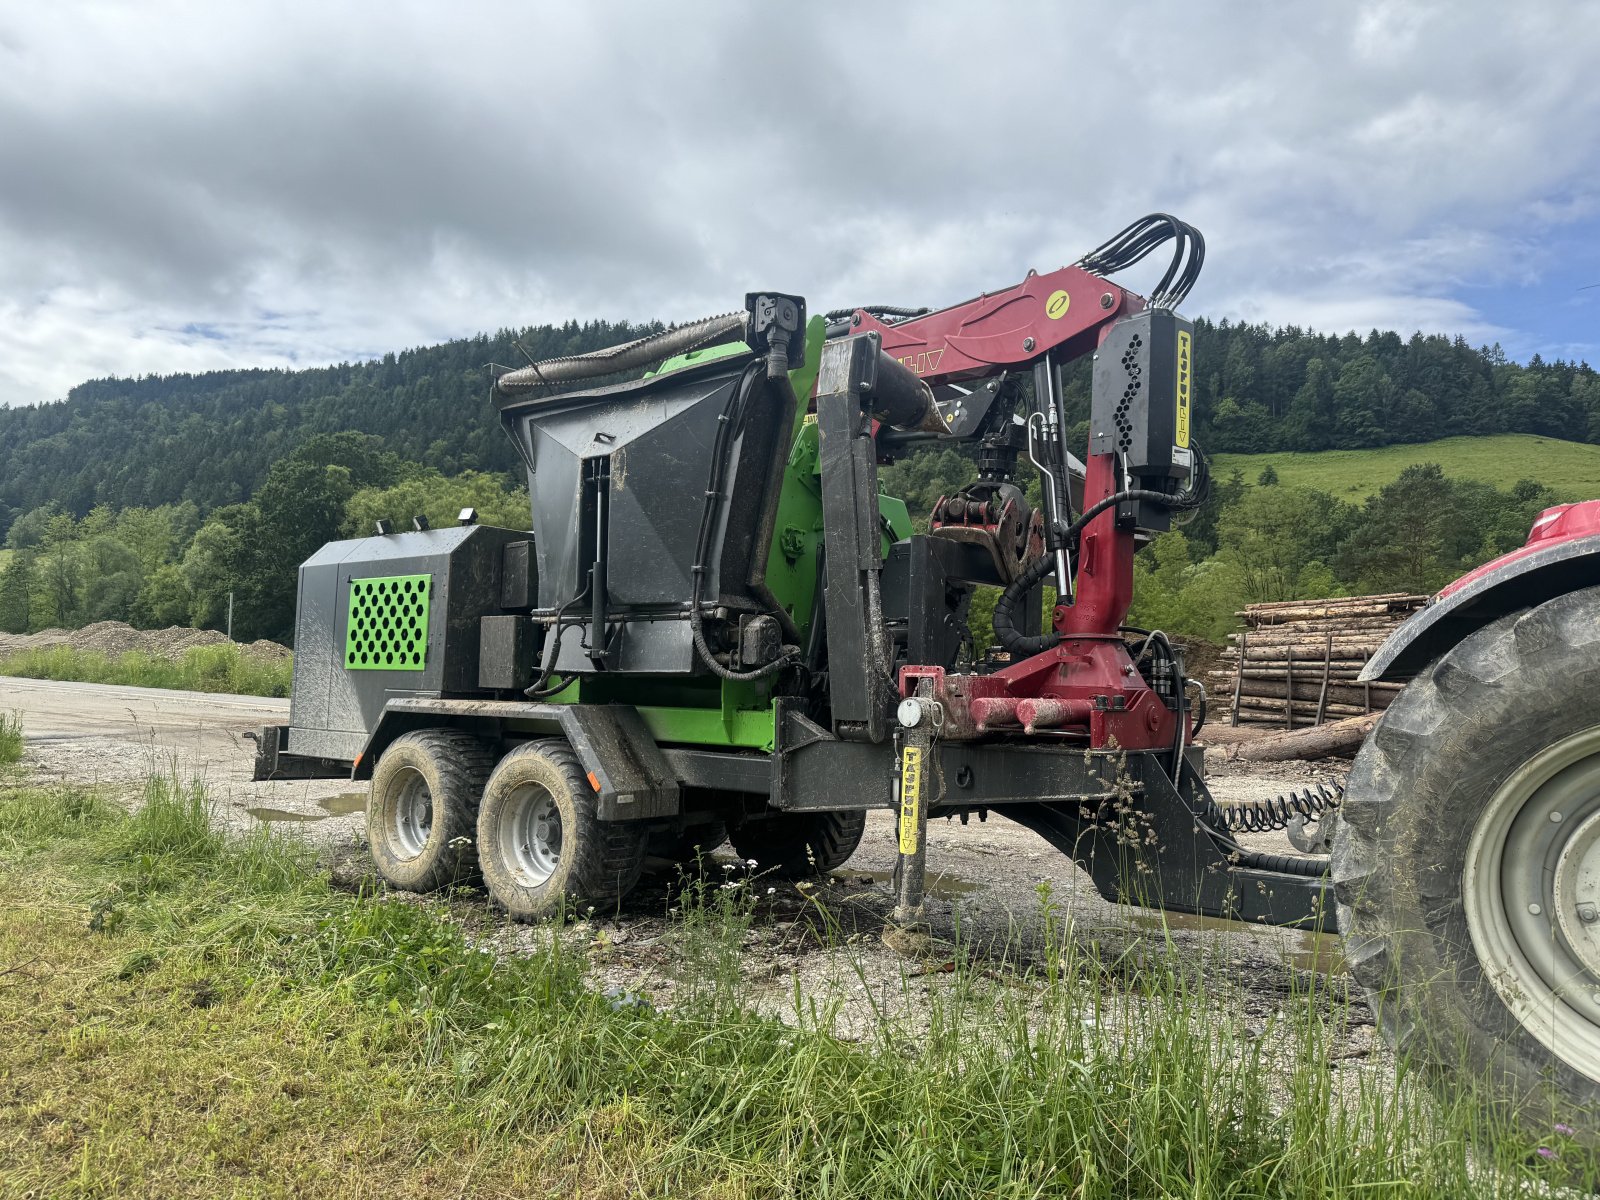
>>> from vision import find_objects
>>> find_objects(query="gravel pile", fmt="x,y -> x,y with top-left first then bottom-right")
0,621 -> 289,662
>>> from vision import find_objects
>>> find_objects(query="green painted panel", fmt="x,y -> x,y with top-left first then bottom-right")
345,574 -> 431,671
642,339 -> 752,379
635,704 -> 776,751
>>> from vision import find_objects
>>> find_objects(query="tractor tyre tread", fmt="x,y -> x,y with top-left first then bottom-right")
1333,584 -> 1600,1123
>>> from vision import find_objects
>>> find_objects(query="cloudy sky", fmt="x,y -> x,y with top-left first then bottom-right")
1,1 -> 1596,408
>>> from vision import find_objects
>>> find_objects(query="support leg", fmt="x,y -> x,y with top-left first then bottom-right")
887,692 -> 936,948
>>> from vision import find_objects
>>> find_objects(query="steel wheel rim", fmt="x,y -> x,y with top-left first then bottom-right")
499,784 -> 561,888
389,769 -> 434,859
1464,723 -> 1600,1079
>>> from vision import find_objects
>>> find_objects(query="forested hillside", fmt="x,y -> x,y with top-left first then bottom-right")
1051,322 -> 1600,457
0,319 -> 651,529
1,316 -> 1597,542
2,311 -> 1596,648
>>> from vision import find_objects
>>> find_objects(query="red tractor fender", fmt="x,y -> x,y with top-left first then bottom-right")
1362,500 -> 1600,682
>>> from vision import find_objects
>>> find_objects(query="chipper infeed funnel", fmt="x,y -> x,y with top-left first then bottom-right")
496,337 -> 800,678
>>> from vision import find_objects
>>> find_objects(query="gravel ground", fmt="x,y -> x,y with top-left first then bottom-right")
7,676 -> 1389,1090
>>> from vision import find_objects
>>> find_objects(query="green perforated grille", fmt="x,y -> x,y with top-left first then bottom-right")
345,574 -> 431,671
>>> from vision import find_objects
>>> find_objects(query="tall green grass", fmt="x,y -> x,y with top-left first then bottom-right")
0,712 -> 21,764
1,777 -> 1591,1197
0,642 -> 291,697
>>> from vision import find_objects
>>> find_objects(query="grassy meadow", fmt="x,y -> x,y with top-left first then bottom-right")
0,744 -> 1594,1195
1214,433 -> 1600,502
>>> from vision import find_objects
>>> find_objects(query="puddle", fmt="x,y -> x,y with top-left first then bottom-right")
833,869 -> 979,900
247,792 -> 367,824
1287,933 -> 1345,976
247,807 -> 328,824
322,792 -> 367,816
1124,910 -> 1345,975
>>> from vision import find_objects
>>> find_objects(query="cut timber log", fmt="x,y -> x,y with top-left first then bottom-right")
1228,665 -> 1368,679
1231,713 -> 1379,762
1195,725 -> 1274,749
1228,631 -> 1391,646
1233,618 -> 1405,635
1244,593 -> 1425,613
1236,679 -> 1398,705
1243,605 -> 1398,624
1235,646 -> 1378,663
1225,591 -> 1425,731
1229,631 -> 1391,644
1236,697 -> 1383,719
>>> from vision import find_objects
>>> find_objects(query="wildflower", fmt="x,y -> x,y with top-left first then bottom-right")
1537,1147 -> 1558,1160
1555,1123 -> 1575,1136
747,858 -> 759,868
767,887 -> 776,895
721,862 -> 737,872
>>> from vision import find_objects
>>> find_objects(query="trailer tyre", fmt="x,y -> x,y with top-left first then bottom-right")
729,810 -> 866,878
1334,585 -> 1600,1132
477,740 -> 648,921
367,729 -> 494,893
646,820 -> 728,875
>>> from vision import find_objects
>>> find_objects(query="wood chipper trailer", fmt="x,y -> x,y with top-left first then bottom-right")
255,213 -> 1600,1130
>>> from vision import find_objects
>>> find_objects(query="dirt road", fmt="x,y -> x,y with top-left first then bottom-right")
6,676 -> 1375,1067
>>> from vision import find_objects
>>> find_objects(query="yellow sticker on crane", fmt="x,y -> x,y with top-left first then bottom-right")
1175,329 -> 1192,448
1046,289 -> 1071,320
898,745 -> 924,855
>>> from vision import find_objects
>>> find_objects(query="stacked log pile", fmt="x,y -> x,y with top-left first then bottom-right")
1215,594 -> 1428,729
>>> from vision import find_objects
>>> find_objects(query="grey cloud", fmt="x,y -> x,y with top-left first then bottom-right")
0,0 -> 1597,408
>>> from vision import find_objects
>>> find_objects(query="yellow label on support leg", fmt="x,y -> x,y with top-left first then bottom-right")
1175,329 -> 1192,449
898,745 -> 924,855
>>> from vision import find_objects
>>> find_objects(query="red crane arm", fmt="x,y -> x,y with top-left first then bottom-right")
843,264 -> 1145,386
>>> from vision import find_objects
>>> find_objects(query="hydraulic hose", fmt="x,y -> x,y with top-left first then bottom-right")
496,313 -> 745,394
991,553 -> 1059,657
1052,488 -> 1197,546
686,361 -> 800,682
993,487 -> 1203,657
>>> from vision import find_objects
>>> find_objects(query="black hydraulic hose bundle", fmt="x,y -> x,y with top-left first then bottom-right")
1075,213 -> 1205,309
687,360 -> 798,682
523,588 -> 590,698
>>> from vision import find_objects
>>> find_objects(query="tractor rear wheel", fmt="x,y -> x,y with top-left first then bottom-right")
1334,585 -> 1600,1130
476,739 -> 648,921
729,810 -> 866,878
367,729 -> 494,892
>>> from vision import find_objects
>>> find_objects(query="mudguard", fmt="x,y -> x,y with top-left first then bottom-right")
1363,501 -> 1600,682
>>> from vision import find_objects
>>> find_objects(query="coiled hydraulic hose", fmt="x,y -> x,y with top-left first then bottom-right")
1184,783 -> 1339,877
1211,782 -> 1344,835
